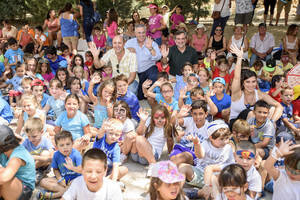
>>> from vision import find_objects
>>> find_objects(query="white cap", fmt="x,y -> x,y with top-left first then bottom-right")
207,120 -> 229,137
196,23 -> 206,31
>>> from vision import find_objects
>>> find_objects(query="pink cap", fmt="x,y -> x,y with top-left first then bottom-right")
148,4 -> 158,9
148,161 -> 185,183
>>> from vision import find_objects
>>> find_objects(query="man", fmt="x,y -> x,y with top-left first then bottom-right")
45,46 -> 67,74
161,30 -> 198,76
250,23 -> 275,66
124,24 -> 162,100
91,35 -> 138,95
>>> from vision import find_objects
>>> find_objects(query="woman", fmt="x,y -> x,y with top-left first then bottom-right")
229,44 -> 283,128
264,0 -> 277,26
123,21 -> 135,42
43,9 -> 61,47
208,25 -> 227,55
106,8 -> 118,48
282,24 -> 299,65
211,0 -> 230,36
59,3 -> 79,55
131,11 -> 140,26
227,24 -> 248,60
78,0 -> 96,47
148,3 -> 166,46
191,23 -> 208,53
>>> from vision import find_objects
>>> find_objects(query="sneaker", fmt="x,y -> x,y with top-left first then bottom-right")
183,188 -> 200,199
120,153 -> 128,164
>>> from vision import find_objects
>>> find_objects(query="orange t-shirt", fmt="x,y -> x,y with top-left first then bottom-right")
17,29 -> 35,47
35,33 -> 49,46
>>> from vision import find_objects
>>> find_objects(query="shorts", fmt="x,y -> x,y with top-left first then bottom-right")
235,12 -> 253,25
62,36 -> 78,45
18,183 -> 33,200
277,0 -> 292,14
169,144 -> 197,161
130,149 -> 159,165
9,90 -> 22,97
186,166 -> 205,188
262,147 -> 270,160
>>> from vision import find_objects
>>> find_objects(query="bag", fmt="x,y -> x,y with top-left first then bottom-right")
211,11 -> 221,19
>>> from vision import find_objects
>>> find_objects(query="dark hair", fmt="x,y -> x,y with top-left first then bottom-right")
285,147 -> 300,170
253,59 -> 263,68
35,25 -> 43,32
107,8 -> 118,27
46,9 -> 55,20
177,5 -> 183,10
241,59 -> 250,69
191,100 -> 207,112
240,69 -> 257,90
174,30 -> 187,39
65,93 -> 80,105
82,148 -> 107,169
15,62 -> 24,70
254,100 -> 270,110
236,141 -> 256,155
60,43 -> 69,52
72,54 -> 84,70
140,18 -> 149,25
54,130 -> 73,145
85,50 -> 93,60
218,164 -> 247,188
24,43 -> 35,54
131,10 -> 140,23
181,62 -> 193,72
113,100 -> 132,119
7,38 -> 17,46
67,77 -> 82,91
115,74 -> 128,83
271,75 -> 283,88
0,126 -> 21,153
60,3 -> 73,15
81,0 -> 92,7
55,68 -> 69,83
45,46 -> 57,55
286,24 -> 298,36
190,87 -> 204,98
157,72 -> 169,81
266,58 -> 276,68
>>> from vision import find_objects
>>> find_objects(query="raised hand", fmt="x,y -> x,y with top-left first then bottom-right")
137,108 -> 149,122
230,43 -> 243,58
178,104 -> 191,118
91,74 -> 101,84
145,36 -> 153,50
161,44 -> 169,58
64,157 -> 75,171
179,87 -> 187,99
89,42 -> 101,58
278,137 -> 300,157
142,79 -> 152,89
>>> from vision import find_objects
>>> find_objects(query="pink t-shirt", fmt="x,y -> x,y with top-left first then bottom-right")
170,13 -> 185,30
93,34 -> 106,49
42,72 -> 55,82
192,34 -> 207,52
107,21 -> 118,39
149,14 -> 163,39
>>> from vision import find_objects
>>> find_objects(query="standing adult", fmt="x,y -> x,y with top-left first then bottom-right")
191,23 -> 208,53
235,0 -> 254,33
43,9 -> 61,47
211,0 -> 231,36
148,3 -> 166,46
227,24 -> 249,60
249,23 -> 275,66
59,3 -> 79,55
124,24 -> 161,100
263,0 -> 277,26
161,30 -> 198,76
282,24 -> 299,65
78,0 -> 96,47
275,0 -> 292,26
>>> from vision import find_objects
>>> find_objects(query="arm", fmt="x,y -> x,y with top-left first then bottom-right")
127,72 -> 136,85
227,37 -> 232,52
271,87 -> 282,98
206,95 -> 218,116
244,37 -> 249,52
15,113 -> 24,135
208,37 -> 213,48
142,80 -> 156,99
161,44 -> 169,65
230,44 -> 243,100
193,137 -> 205,159
255,137 -> 271,148
111,163 -> 120,181
0,157 -> 25,184
282,118 -> 299,133
136,108 -> 149,135
260,92 -> 283,121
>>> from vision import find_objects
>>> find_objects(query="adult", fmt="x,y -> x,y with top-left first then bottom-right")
191,23 -> 208,53
123,21 -> 135,42
78,0 -> 96,47
148,3 -> 166,46
249,23 -> 275,66
211,0 -> 231,36
227,24 -> 249,60
282,24 -> 299,65
208,25 -> 227,55
45,46 -> 67,74
131,11 -> 140,26
229,44 -> 283,128
235,0 -> 253,33
124,24 -> 161,100
91,35 -> 138,94
43,9 -> 61,47
161,30 -> 198,76
1,20 -> 17,40
264,0 -> 277,26
275,0 -> 292,26
59,3 -> 79,55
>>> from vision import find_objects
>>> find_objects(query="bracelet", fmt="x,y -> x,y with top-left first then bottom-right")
57,177 -> 65,183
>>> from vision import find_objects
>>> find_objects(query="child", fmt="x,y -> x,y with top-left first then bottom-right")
248,100 -> 276,160
147,160 -> 187,200
115,74 -> 140,122
69,54 -> 85,77
54,94 -> 91,151
0,96 -> 13,125
230,119 -> 251,151
131,105 -> 174,165
210,77 -> 231,121
277,51 -> 293,72
198,67 -> 211,94
4,37 -> 24,70
170,100 -> 209,166
67,77 -> 89,113
170,5 -> 185,30
34,26 -> 49,53
88,76 -> 115,129
39,131 -> 82,199
21,77 -> 33,95
268,75 -> 285,103
93,26 -> 106,50
0,125 -> 35,199
173,62 -> 194,100
100,64 -> 113,82
264,138 -> 300,200
55,68 -> 69,90
62,148 -> 123,199
106,8 -> 118,47
178,73 -> 200,106
31,79 -> 50,111
93,118 -> 128,181
250,59 -> 263,76
212,59 -> 230,91
61,44 -> 73,69
84,51 -> 93,80
37,57 -> 54,84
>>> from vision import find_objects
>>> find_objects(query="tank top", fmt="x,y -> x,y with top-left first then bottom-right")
192,34 -> 207,52
46,18 -> 59,33
60,13 -> 79,38
285,36 -> 297,50
231,35 -> 248,59
212,35 -> 223,51
230,89 -> 259,120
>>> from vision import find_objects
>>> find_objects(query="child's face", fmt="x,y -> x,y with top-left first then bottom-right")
281,55 -> 289,64
213,82 -> 225,94
219,63 -> 228,72
116,80 -> 128,96
157,77 -> 167,83
85,54 -> 93,62
63,49 -> 70,56
222,186 -> 247,200
101,85 -> 114,100
74,68 -> 83,79
198,59 -> 204,65
106,128 -> 122,144
35,29 -> 41,35
49,83 -> 63,99
285,165 -> 300,181
191,93 -> 204,102
234,149 -> 256,171
210,135 -> 230,148
94,30 -> 101,36
153,110 -> 166,128
113,105 -> 127,122
74,57 -> 82,66
22,83 -> 31,94
187,76 -> 199,88
16,66 -> 25,77
281,89 -> 294,105
56,138 -> 73,156
161,85 -> 174,101
57,71 -> 67,82
41,63 -> 48,73
22,99 -> 37,116
254,106 -> 269,124
10,43 -> 18,50
183,66 -> 193,77
103,67 -> 112,75
27,131 -> 42,147
27,59 -> 36,72
71,80 -> 81,93
198,71 -> 208,83
157,182 -> 181,200
175,7 -> 182,14
82,159 -> 107,192
191,108 -> 207,125
254,64 -> 262,71
32,85 -> 44,99
65,98 -> 79,115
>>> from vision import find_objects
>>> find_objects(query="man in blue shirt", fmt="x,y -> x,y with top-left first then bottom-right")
45,46 -> 67,74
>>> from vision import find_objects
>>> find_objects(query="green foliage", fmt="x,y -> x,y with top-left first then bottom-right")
0,0 -> 27,20
96,0 -> 134,20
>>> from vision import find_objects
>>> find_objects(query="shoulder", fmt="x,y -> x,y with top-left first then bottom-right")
71,148 -> 82,158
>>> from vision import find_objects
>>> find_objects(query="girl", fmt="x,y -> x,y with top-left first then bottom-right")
55,68 -> 69,90
100,65 -> 113,82
131,105 -> 174,165
54,94 -> 91,151
37,58 -> 54,84
147,160 -> 187,200
170,5 -> 185,30
148,3 -> 165,46
173,62 -> 194,100
269,75 -> 285,103
84,51 -> 93,80
73,66 -> 87,85
88,75 -> 116,129
26,57 -> 44,80
106,8 -> 118,48
198,67 -> 211,94
212,59 -> 230,91
93,26 -> 106,50
69,54 -> 85,77
67,77 -> 90,113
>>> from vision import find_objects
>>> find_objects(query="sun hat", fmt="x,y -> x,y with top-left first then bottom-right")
212,77 -> 226,86
178,22 -> 188,32
196,23 -> 206,31
148,4 -> 158,9
148,161 -> 185,183
264,59 -> 276,72
294,85 -> 300,100
207,120 -> 229,137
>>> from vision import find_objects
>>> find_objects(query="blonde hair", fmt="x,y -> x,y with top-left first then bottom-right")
24,118 -> 44,134
107,118 -> 124,132
21,94 -> 39,108
232,119 -> 251,136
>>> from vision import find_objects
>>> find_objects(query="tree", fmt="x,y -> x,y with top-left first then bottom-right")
0,0 -> 27,20
96,0 -> 134,20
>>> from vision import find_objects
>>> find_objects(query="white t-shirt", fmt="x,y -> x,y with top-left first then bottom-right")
62,176 -> 123,200
273,169 -> 300,200
213,0 -> 231,17
120,118 -> 135,141
247,165 -> 262,193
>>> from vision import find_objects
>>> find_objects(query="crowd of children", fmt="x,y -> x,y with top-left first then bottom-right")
0,2 -> 300,200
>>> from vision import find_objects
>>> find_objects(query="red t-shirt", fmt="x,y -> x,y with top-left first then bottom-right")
156,62 -> 170,73
212,68 -> 230,84
293,100 -> 300,117
268,88 -> 281,103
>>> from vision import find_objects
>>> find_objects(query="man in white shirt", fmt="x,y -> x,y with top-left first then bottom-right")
249,23 -> 275,66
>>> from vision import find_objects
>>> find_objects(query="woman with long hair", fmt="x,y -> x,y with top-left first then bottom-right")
43,9 -> 62,47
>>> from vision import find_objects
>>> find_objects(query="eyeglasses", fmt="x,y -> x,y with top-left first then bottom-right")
116,64 -> 120,74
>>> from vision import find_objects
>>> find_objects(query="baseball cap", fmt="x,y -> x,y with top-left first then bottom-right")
30,79 -> 45,87
264,59 -> 276,72
148,161 -> 185,183
294,85 -> 300,100
212,77 -> 226,86
0,125 -> 19,153
207,120 -> 229,137
148,4 -> 158,9
196,23 -> 206,31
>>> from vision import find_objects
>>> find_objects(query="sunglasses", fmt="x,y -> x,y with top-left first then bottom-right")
116,64 -> 120,74
154,113 -> 165,118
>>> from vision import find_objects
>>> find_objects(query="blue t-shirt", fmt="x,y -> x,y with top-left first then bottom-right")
94,103 -> 108,129
55,110 -> 90,140
6,75 -> 23,91
22,136 -> 54,155
4,48 -> 24,69
0,145 -> 35,190
45,55 -> 67,74
84,81 -> 100,96
210,93 -> 231,113
155,93 -> 179,114
117,90 -> 140,122
276,102 -> 297,132
0,97 -> 13,123
46,96 -> 65,119
93,134 -> 120,167
174,75 -> 186,100
51,149 -> 82,183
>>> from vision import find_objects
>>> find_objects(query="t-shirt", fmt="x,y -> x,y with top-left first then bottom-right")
51,149 -> 82,183
212,68 -> 231,84
4,48 -> 24,69
6,75 -> 23,91
46,55 -> 67,74
268,88 -> 281,103
0,96 -> 13,123
293,100 -> 300,117
248,117 -> 275,150
55,110 -> 90,140
276,102 -> 295,132
117,90 -> 140,122
62,176 -> 123,200
35,33 -> 49,46
46,96 -> 65,119
94,103 -> 108,129
0,145 -> 35,190
211,93 -> 231,115
273,169 -> 300,200
155,93 -> 179,114
235,0 -> 253,14
93,34 -> 106,49
22,136 -> 54,155
247,165 -> 262,193
120,118 -> 135,141
170,13 -> 185,30
174,75 -> 187,100
149,14 -> 163,39
93,134 -> 120,167
107,21 -> 118,39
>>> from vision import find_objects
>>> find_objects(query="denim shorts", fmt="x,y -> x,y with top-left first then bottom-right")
130,149 -> 159,165
187,166 -> 205,188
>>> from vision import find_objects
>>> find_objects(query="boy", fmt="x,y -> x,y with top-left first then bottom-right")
21,77 -> 33,95
146,72 -> 169,106
230,119 -> 251,152
38,131 -> 82,199
115,74 -> 140,122
4,37 -> 24,70
170,100 -> 209,166
62,148 -> 123,200
93,118 -> 128,182
34,25 -> 49,53
248,100 -> 276,160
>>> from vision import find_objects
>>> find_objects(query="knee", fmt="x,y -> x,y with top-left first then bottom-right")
40,150 -> 51,157
135,135 -> 145,144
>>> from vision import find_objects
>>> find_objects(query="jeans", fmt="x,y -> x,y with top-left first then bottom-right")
210,16 -> 230,36
128,80 -> 138,96
83,19 -> 94,42
137,65 -> 158,100
250,53 -> 272,66
153,37 -> 162,46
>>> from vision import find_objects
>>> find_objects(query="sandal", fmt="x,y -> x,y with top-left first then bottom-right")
36,188 -> 53,200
